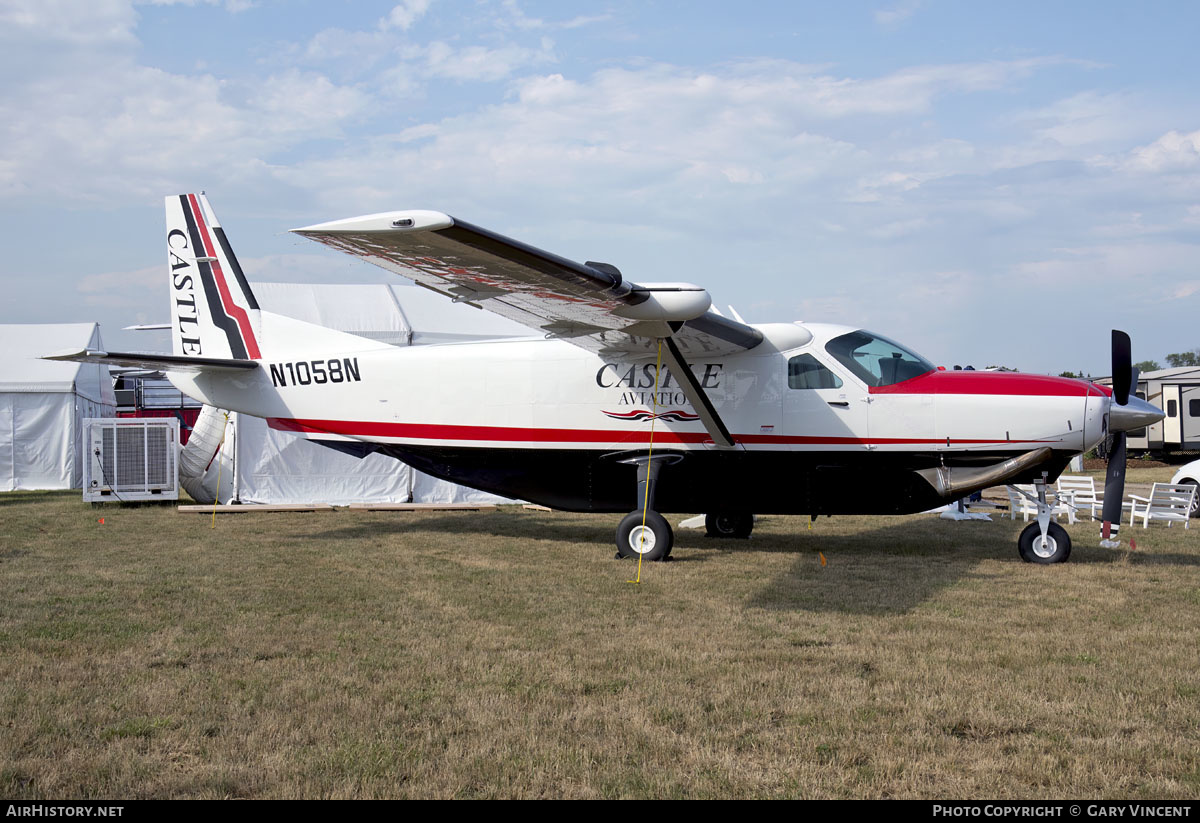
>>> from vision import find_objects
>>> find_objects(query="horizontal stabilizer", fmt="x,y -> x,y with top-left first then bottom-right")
42,349 -> 259,373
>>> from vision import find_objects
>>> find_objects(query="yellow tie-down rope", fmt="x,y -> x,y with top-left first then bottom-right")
628,339 -> 663,585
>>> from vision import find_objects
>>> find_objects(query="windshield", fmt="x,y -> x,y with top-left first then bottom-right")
825,330 -> 935,388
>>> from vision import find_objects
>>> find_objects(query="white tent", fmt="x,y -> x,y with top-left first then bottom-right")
251,282 -> 531,347
0,323 -> 116,490
180,283 -> 530,505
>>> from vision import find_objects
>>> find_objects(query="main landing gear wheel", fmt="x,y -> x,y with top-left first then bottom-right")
1017,522 -> 1072,564
704,512 -> 754,539
616,510 -> 673,561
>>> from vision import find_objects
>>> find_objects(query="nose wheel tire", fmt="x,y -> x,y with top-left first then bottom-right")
705,512 -> 754,539
616,510 -> 673,561
1017,522 -> 1072,564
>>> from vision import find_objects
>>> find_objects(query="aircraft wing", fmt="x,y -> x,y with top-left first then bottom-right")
291,211 -> 763,358
43,349 -> 259,373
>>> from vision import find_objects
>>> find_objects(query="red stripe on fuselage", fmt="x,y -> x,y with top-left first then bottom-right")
869,370 -> 1107,397
186,194 -> 261,359
267,417 -> 1047,447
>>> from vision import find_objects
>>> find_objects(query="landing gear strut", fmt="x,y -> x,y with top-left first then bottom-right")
614,454 -> 682,561
1015,474 -> 1072,564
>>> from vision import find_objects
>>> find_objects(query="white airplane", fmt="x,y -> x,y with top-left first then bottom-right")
48,193 -> 1162,563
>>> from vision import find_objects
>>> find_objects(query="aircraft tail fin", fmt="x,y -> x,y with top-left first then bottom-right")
166,193 -> 262,361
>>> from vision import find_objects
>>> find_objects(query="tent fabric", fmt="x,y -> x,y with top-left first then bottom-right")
0,323 -> 116,404
251,282 -> 532,346
184,410 -> 517,507
251,283 -> 414,347
237,413 -> 415,505
0,323 -> 116,490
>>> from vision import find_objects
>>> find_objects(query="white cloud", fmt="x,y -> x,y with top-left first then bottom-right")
867,217 -> 935,239
1018,91 -> 1153,149
79,263 -> 161,298
417,39 -> 555,82
303,27 -> 395,64
1171,281 -> 1200,300
498,0 -> 608,31
248,69 -> 370,132
1125,129 -> 1200,173
1012,242 -> 1200,290
379,0 -> 432,32
4,0 -> 136,39
874,1 -> 924,25
849,170 -> 930,203
0,4 -> 373,206
270,62 -> 909,224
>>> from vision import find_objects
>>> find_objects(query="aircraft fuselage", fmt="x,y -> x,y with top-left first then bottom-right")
169,320 -> 1111,514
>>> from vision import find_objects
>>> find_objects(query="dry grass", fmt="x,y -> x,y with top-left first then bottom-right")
1,478 -> 1198,799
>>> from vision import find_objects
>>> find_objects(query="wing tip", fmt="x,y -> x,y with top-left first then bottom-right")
291,210 -> 453,235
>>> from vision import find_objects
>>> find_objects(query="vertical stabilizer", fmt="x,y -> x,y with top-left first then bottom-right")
166,193 -> 262,360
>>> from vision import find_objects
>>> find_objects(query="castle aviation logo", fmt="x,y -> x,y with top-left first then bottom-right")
595,361 -> 723,408
602,409 -> 701,423
167,228 -> 202,355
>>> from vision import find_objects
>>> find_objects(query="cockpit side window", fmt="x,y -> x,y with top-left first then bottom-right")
787,353 -> 843,390
825,330 -> 935,388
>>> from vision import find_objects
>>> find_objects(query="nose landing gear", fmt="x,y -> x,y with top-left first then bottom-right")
1014,474 -> 1073,564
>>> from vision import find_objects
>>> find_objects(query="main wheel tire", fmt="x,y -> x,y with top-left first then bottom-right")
616,510 -> 673,561
1017,521 -> 1072,564
704,512 -> 754,539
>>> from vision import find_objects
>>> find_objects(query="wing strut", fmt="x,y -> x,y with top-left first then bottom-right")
660,336 -> 737,449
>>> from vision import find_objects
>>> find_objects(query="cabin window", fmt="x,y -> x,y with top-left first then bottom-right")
1191,399 -> 1200,417
788,354 -> 843,389
1167,399 -> 1178,418
825,330 -> 935,387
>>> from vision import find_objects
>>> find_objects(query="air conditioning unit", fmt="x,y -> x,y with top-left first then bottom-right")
83,418 -> 180,502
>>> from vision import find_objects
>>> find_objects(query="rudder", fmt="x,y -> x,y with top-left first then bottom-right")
166,193 -> 262,360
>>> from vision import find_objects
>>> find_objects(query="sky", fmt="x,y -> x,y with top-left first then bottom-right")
2,0 -> 1198,376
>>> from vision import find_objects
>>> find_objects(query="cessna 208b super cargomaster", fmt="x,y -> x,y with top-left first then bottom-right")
48,194 -> 1163,564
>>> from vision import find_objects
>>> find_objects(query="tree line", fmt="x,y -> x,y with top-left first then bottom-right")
1056,348 -> 1200,380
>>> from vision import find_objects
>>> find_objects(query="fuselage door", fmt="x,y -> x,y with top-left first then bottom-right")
781,352 -> 870,449
823,329 -> 940,453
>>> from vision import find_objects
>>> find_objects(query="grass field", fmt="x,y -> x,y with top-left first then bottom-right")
2,476 -> 1199,799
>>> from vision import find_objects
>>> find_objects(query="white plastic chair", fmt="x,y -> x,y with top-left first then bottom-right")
1007,484 -> 1074,523
1056,475 -> 1102,520
1128,483 -> 1196,529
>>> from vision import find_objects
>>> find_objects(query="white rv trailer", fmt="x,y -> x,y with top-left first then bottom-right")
1098,367 -> 1200,453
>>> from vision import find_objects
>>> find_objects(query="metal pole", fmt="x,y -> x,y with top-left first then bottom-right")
231,412 -> 240,503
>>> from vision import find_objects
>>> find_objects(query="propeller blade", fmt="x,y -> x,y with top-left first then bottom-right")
1100,431 -> 1127,546
1112,330 -> 1131,405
